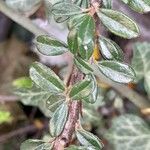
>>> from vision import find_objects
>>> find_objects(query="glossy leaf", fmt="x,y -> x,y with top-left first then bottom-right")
99,36 -> 124,61
97,61 -> 135,83
68,29 -> 78,54
82,75 -> 98,104
30,62 -> 65,93
69,77 -> 92,100
102,0 -> 112,9
132,42 -> 150,96
36,35 -> 68,56
78,15 -> 95,45
121,0 -> 150,13
68,14 -> 87,30
52,2 -> 82,17
46,95 -> 65,115
20,139 -> 52,150
74,57 -> 93,74
50,103 -> 68,137
14,85 -> 50,106
76,128 -> 104,149
105,114 -> 150,150
97,9 -> 140,39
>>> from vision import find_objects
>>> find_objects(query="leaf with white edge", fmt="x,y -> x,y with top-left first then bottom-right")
68,14 -> 87,30
74,57 -> 93,74
102,0 -> 112,9
99,36 -> 124,61
50,102 -> 68,137
46,95 -> 65,114
105,114 -> 150,150
97,9 -> 140,39
69,77 -> 92,100
36,35 -> 68,56
78,15 -> 95,45
76,128 -> 104,149
14,85 -> 51,106
132,42 -> 150,96
97,61 -> 135,83
121,0 -> 150,13
30,62 -> 65,93
68,29 -> 78,54
20,139 -> 52,150
52,2 -> 82,17
65,145 -> 94,150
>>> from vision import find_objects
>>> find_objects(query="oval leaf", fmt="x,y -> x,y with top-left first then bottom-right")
68,14 -> 87,30
69,77 -> 92,100
121,0 -> 150,13
74,57 -> 93,74
30,62 -> 65,93
97,9 -> 140,39
68,29 -> 78,54
20,139 -> 52,150
76,128 -> 104,149
99,36 -> 124,61
50,102 -> 68,137
52,2 -> 82,17
36,35 -> 68,56
97,61 -> 136,83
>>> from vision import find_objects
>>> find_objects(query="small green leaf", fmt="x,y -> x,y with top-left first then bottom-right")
105,114 -> 150,150
52,2 -> 82,17
102,0 -> 112,9
77,15 -> 95,60
97,9 -> 140,39
30,62 -> 65,93
76,128 -> 104,149
46,95 -> 65,114
0,111 -> 12,124
14,85 -> 50,106
74,57 -> 93,74
68,14 -> 87,30
82,75 -> 98,104
68,29 -> 78,54
69,77 -> 92,100
20,139 -> 52,150
36,35 -> 68,56
97,61 -> 135,83
78,15 -> 95,45
50,102 -> 68,137
121,0 -> 150,13
99,36 -> 124,61
13,77 -> 32,88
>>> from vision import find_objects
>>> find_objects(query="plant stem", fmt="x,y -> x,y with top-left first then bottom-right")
0,0 -> 149,108
53,66 -> 83,149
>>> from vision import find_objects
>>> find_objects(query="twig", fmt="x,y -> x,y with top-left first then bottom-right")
0,1 -> 149,109
53,66 -> 83,149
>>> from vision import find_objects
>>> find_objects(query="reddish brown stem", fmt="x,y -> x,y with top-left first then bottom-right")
53,67 -> 84,150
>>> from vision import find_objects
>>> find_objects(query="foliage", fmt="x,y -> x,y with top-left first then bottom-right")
132,42 -> 150,97
8,0 -> 150,149
0,111 -> 12,124
105,114 -> 150,150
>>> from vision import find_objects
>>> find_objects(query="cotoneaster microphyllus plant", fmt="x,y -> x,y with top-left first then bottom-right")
7,0 -> 150,149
